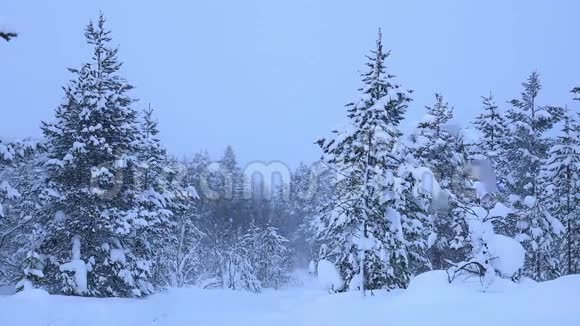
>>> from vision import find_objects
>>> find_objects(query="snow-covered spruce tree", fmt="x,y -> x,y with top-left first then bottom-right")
134,107 -> 201,288
446,140 -> 524,289
161,164 -> 204,288
219,228 -> 261,292
472,93 -> 509,190
134,106 -> 170,288
316,30 -> 413,293
39,14 -> 156,297
184,146 -> 268,292
269,181 -> 291,235
181,151 -> 212,193
410,93 -> 459,189
504,72 -> 563,281
541,110 -> 580,275
215,146 -> 247,229
179,151 -> 226,286
11,186 -> 45,292
202,146 -> 246,239
393,149 -> 433,275
284,162 -> 335,267
165,203 -> 204,288
15,231 -> 45,292
195,146 -> 257,288
136,106 -> 167,192
247,224 -> 291,289
0,140 -> 45,286
409,94 -> 469,270
1,141 -> 28,279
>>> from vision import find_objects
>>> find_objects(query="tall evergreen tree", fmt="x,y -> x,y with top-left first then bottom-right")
409,94 -> 469,269
505,72 -> 562,196
541,110 -> 580,275
505,72 -> 563,280
285,162 -> 335,267
472,93 -> 509,190
410,93 -> 460,189
473,93 -> 508,156
316,30 -> 413,293
245,224 -> 291,289
211,146 -> 246,252
39,14 -> 155,297
134,106 -> 198,288
219,227 -> 261,292
393,148 -> 433,275
0,140 -> 45,286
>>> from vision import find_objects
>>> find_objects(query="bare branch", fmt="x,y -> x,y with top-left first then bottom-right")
0,31 -> 18,42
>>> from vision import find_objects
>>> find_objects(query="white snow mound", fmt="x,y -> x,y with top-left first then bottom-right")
487,234 -> 525,277
317,259 -> 343,292
407,270 -> 450,293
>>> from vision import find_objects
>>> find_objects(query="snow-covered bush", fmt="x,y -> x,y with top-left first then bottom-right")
447,201 -> 523,289
220,241 -> 261,293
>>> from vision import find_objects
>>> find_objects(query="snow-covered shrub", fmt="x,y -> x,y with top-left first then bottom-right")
447,201 -> 523,289
15,250 -> 45,292
220,242 -> 261,293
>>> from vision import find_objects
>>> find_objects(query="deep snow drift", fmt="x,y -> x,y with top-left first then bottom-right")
1,271 -> 579,326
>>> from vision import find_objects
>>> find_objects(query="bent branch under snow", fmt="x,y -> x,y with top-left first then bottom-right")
0,31 -> 17,42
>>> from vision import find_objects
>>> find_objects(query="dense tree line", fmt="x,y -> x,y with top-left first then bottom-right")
313,30 -> 578,293
0,15 -> 322,296
0,16 -> 578,297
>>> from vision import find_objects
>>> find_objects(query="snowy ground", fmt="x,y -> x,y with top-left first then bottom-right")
1,271 -> 579,326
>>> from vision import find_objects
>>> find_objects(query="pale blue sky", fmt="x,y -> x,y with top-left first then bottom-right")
1,0 -> 579,166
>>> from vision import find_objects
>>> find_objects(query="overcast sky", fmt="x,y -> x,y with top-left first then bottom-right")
1,0 -> 579,167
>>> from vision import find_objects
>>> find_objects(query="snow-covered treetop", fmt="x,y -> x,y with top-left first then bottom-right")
42,13 -> 139,173
472,92 -> 508,156
508,72 -> 562,134
317,29 -> 412,169
417,93 -> 453,137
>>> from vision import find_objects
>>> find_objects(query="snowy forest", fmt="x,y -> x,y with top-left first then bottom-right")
1,8 -> 579,326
